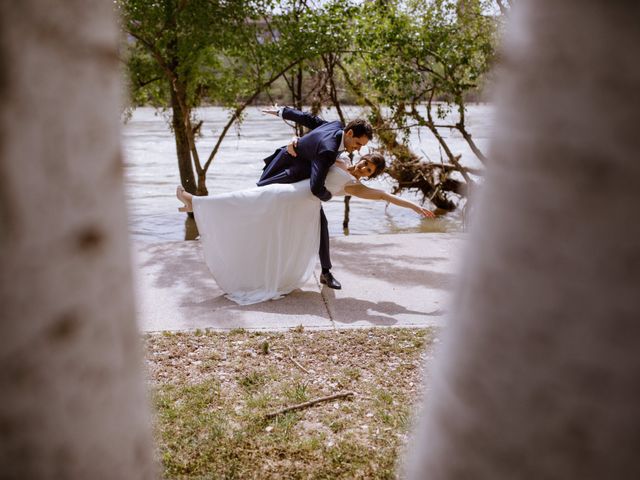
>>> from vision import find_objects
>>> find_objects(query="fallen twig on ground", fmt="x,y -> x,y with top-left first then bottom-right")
287,345 -> 310,374
266,391 -> 355,419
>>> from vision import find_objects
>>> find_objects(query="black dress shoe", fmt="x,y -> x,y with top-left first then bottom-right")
320,271 -> 342,290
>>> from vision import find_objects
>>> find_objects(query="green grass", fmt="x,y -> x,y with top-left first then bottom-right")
145,327 -> 439,479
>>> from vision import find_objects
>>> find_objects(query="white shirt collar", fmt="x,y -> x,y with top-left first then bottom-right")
338,131 -> 345,153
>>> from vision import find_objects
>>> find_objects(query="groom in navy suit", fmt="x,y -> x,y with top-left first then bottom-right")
258,106 -> 373,289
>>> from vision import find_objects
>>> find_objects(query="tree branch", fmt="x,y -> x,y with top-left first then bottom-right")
202,57 -> 307,173
322,53 -> 346,124
420,93 -> 474,185
377,122 -> 458,131
124,28 -> 175,83
455,99 -> 488,164
134,75 -> 162,89
265,391 -> 355,419
496,0 -> 509,16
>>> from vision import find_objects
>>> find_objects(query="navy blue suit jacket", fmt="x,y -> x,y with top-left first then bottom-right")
257,107 -> 343,202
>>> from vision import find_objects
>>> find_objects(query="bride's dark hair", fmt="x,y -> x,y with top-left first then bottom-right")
360,153 -> 386,179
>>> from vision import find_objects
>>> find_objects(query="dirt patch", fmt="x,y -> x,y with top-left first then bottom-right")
144,327 -> 441,479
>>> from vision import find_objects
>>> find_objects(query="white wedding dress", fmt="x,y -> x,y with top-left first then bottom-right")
192,161 -> 357,305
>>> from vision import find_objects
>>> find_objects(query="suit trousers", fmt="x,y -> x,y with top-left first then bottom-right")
319,207 -> 331,271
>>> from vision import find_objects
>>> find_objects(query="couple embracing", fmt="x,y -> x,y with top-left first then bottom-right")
177,106 -> 434,305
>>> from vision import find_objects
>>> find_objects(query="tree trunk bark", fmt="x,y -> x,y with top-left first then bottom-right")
196,171 -> 208,196
165,2 -> 196,196
342,195 -> 351,232
170,86 -> 197,195
0,1 -> 155,478
407,1 -> 640,479
294,65 -> 304,137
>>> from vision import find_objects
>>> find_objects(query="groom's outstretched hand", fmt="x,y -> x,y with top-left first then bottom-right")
287,137 -> 299,157
261,104 -> 279,116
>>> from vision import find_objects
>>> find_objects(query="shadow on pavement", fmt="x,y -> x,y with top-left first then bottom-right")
321,286 -> 446,326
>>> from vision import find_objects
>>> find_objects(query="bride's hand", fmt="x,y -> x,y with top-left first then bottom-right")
415,205 -> 435,218
287,136 -> 299,157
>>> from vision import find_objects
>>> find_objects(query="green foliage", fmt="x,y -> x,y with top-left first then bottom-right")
117,0 -> 273,109
118,0 -> 498,120
117,0 -> 501,201
350,0 -> 497,110
238,370 -> 268,393
332,0 -> 501,208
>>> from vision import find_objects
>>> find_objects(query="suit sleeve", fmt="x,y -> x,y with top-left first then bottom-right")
281,107 -> 327,131
309,151 -> 335,202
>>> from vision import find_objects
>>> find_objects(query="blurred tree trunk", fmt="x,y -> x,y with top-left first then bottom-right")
0,1 -> 155,478
407,1 -> 640,479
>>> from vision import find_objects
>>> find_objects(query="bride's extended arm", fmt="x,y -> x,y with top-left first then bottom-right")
344,183 -> 435,218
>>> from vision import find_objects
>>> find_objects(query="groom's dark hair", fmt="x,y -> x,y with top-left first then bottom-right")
345,119 -> 373,139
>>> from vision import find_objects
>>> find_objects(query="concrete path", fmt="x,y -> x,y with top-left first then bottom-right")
133,233 -> 465,332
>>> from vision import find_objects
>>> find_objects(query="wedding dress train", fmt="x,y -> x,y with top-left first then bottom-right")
192,163 -> 356,305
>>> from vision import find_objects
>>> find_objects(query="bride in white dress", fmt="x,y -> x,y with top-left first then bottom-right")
176,154 -> 434,305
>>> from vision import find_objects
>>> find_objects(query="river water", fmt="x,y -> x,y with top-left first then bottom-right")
121,104 -> 493,242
